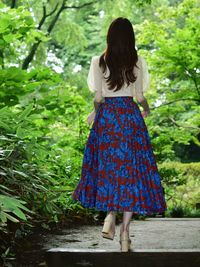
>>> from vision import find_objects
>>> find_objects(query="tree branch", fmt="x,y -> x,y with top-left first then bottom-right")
0,50 -> 4,69
183,64 -> 200,99
47,3 -> 59,17
37,3 -> 59,30
190,74 -> 200,99
22,0 -> 97,69
22,2 -> 64,69
64,0 -> 98,9
169,117 -> 200,131
37,5 -> 47,30
151,98 -> 200,110
47,3 -> 65,34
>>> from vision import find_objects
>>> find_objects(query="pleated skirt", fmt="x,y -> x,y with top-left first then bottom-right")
71,96 -> 167,215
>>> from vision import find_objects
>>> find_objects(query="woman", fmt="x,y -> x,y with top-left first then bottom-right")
71,17 -> 167,252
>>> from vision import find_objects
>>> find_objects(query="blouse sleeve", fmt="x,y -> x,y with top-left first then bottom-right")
87,56 -> 103,93
133,56 -> 150,102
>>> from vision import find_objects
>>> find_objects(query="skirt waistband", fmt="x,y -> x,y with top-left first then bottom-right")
103,96 -> 134,106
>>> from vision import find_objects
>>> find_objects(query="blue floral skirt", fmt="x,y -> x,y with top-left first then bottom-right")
71,96 -> 167,215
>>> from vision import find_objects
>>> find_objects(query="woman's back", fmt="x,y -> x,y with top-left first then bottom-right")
87,54 -> 150,102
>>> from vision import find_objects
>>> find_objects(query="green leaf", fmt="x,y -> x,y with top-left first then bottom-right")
2,211 -> 19,223
12,170 -> 29,178
3,34 -> 13,43
12,207 -> 27,221
0,195 -> 29,223
0,121 -> 12,131
16,126 -> 26,138
0,17 -> 10,32
17,103 -> 33,122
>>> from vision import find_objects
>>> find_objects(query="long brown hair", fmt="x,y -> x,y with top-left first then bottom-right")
99,17 -> 138,92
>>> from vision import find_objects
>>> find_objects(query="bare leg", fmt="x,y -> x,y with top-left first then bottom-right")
119,211 -> 133,251
106,211 -> 116,232
120,211 -> 133,234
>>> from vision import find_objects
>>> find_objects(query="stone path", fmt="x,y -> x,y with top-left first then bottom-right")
44,218 -> 200,251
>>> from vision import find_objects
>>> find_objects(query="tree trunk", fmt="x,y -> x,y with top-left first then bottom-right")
11,0 -> 17,8
22,42 -> 41,70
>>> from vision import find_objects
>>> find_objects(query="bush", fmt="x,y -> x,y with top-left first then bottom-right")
158,161 -> 200,215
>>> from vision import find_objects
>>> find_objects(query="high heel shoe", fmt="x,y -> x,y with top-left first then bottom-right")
119,231 -> 131,252
102,213 -> 115,240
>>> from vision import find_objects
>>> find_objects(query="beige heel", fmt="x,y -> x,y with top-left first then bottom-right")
102,220 -> 112,233
120,231 -> 131,252
102,213 -> 115,240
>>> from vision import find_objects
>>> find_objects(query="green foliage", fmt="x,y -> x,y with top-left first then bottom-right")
0,66 -> 61,107
166,205 -> 200,218
0,81 -> 90,212
158,161 -> 200,209
0,3 -> 48,68
0,194 -> 29,225
137,0 -> 200,161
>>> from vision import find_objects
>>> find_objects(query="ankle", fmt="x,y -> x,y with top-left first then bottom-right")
108,211 -> 116,216
120,225 -> 130,234
107,211 -> 116,219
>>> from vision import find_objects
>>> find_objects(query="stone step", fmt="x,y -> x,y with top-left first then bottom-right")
45,248 -> 200,267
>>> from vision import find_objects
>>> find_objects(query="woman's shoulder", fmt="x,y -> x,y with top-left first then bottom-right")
137,55 -> 148,65
137,54 -> 144,62
91,55 -> 101,62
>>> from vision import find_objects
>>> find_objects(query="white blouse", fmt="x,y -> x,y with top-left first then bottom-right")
87,55 -> 150,103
